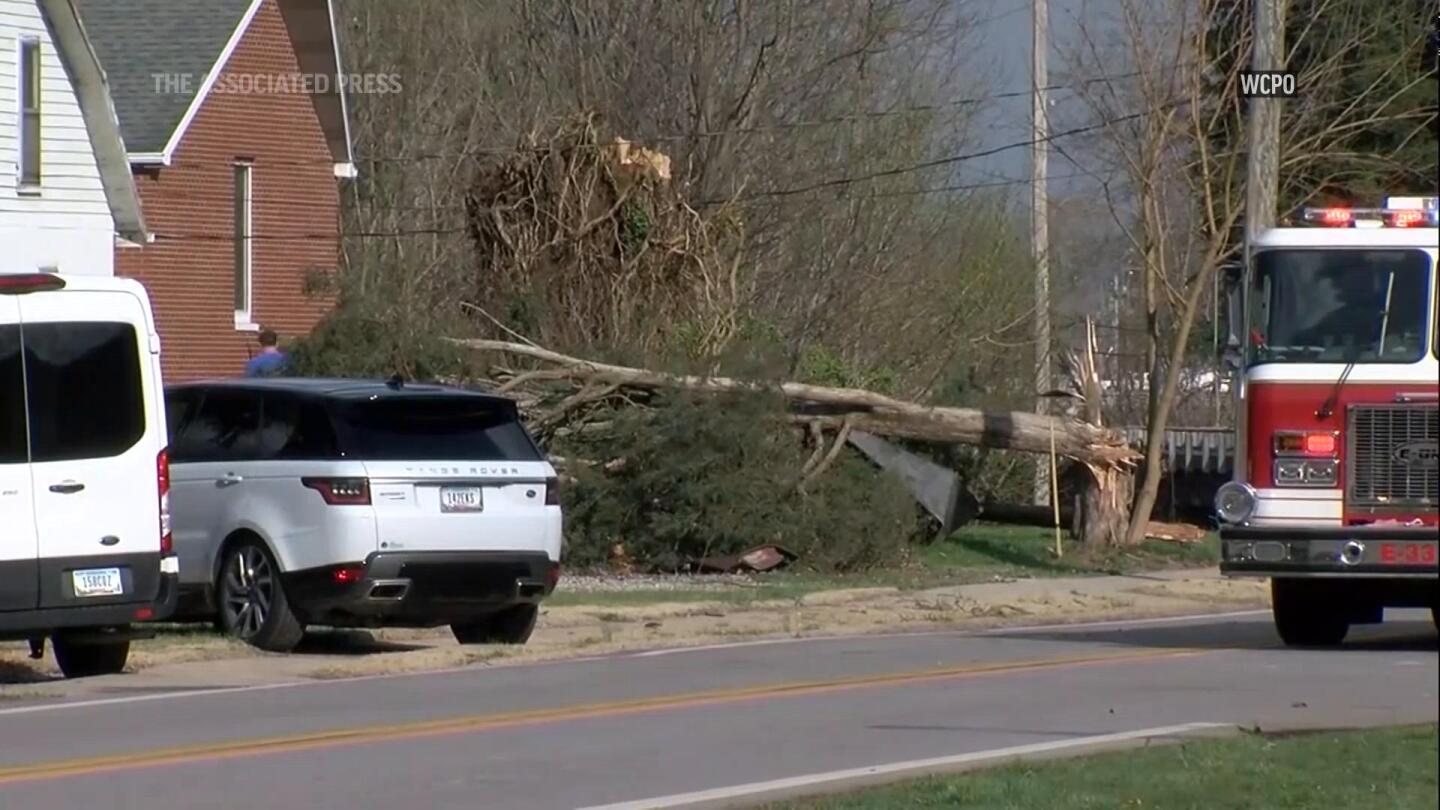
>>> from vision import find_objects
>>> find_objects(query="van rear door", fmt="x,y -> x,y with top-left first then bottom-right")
0,298 -> 39,612
334,395 -> 559,556
18,290 -> 164,610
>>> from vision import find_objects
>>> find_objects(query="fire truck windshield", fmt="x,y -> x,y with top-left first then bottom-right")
1249,248 -> 1432,365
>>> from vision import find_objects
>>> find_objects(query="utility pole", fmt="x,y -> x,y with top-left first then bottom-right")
1238,0 -> 1286,482
1245,0 -> 1284,245
1031,0 -> 1051,507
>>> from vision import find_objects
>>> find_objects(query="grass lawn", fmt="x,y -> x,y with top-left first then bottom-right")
919,523 -> 1219,579
766,725 -> 1439,810
550,523 -> 1219,608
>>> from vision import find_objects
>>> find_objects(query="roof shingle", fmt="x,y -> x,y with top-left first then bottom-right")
72,0 -> 256,154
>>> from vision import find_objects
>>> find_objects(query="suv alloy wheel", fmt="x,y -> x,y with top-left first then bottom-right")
218,540 -> 306,652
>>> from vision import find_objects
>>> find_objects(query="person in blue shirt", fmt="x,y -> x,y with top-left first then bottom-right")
244,328 -> 288,377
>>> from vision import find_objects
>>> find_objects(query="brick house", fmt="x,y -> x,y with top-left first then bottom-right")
74,0 -> 354,380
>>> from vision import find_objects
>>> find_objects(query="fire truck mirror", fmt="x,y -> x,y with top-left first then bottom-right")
1219,262 -> 1244,361
1221,343 -> 1244,371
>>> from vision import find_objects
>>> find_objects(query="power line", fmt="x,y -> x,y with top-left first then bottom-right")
128,174 -> 1077,243
724,100 -> 1180,201
23,169 -> 1081,245
355,171 -> 1089,214
175,170 -> 1097,241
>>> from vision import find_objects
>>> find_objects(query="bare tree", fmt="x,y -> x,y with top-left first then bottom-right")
1063,0 -> 1433,544
330,0 -> 1037,398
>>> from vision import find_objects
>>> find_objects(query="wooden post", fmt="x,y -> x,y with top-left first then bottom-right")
1031,0 -> 1052,507
1050,421 -> 1062,558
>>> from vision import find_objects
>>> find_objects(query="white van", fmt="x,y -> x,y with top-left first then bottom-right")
0,272 -> 179,678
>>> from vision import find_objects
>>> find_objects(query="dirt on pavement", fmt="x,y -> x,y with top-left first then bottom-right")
0,570 -> 1268,694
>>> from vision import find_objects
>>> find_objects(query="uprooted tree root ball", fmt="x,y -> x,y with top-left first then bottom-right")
463,114 -> 748,360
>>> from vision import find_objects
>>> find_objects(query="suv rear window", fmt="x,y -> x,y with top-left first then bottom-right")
336,397 -> 542,461
23,322 -> 144,462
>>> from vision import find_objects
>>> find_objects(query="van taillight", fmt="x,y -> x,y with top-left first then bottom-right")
544,475 -> 560,506
303,477 -> 372,506
157,448 -> 173,555
0,273 -> 65,294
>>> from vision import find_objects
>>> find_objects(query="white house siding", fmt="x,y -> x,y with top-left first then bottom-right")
0,0 -> 115,275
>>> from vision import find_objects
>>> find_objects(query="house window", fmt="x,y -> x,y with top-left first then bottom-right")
233,162 -> 253,323
18,37 -> 41,188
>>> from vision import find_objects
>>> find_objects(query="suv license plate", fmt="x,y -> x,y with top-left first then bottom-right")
1379,542 -> 1438,565
440,486 -> 484,513
73,568 -> 124,598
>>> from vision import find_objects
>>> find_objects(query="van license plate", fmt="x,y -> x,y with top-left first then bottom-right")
440,486 -> 484,513
73,568 -> 124,598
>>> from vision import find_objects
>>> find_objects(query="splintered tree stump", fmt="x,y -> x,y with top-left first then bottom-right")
1070,462 -> 1135,550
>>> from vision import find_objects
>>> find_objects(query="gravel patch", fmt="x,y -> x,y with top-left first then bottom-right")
558,572 -> 768,592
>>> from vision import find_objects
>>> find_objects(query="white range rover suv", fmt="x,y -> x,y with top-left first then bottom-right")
163,377 -> 562,652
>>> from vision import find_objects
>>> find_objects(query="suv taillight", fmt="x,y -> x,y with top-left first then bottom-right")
544,475 -> 560,506
158,448 -> 173,555
303,477 -> 372,505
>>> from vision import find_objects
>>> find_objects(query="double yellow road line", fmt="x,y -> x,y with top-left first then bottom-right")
0,647 -> 1201,785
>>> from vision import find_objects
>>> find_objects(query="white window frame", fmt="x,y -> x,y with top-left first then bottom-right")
17,35 -> 42,193
233,161 -> 256,329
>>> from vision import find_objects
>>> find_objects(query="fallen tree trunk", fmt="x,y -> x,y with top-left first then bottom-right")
978,501 -> 1076,528
449,338 -> 1139,468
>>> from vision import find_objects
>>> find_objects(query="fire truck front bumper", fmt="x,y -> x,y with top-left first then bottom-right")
1220,525 -> 1439,579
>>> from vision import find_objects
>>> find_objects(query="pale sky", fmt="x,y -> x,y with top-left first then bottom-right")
958,0 -> 1121,197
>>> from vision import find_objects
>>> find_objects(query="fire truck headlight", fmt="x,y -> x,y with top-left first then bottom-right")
1215,481 -> 1258,525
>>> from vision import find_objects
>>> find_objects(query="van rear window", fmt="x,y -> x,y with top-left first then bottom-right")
336,397 -> 542,461
0,325 -> 24,464
23,322 -> 145,462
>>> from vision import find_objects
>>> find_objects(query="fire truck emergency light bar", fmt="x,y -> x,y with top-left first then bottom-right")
1300,196 -> 1439,228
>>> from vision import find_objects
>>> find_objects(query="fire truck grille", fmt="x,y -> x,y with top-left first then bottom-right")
1346,404 -> 1439,510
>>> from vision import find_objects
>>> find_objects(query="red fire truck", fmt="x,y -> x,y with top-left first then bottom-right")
1216,196 -> 1439,647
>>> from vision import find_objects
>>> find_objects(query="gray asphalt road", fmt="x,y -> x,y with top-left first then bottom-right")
0,611 -> 1435,810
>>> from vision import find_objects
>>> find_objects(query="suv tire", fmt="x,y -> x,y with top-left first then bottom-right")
452,604 -> 538,645
218,540 -> 306,653
52,635 -> 130,678
1272,579 -> 1349,647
